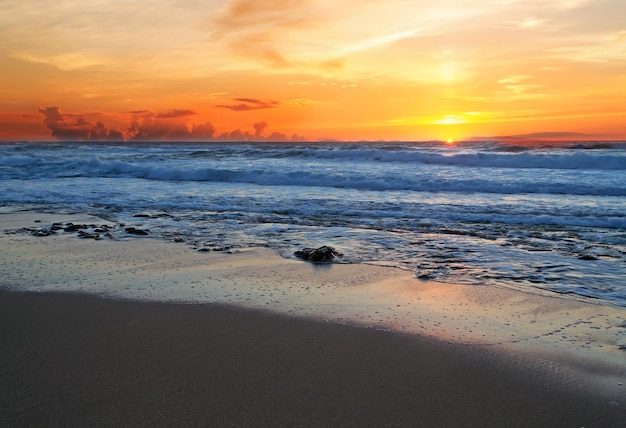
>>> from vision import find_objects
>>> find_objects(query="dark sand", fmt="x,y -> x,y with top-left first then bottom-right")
1,290 -> 624,427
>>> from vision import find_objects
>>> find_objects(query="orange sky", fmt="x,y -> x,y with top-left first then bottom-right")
1,0 -> 625,142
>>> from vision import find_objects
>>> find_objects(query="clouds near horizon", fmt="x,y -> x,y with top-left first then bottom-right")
38,106 -> 123,141
253,121 -> 268,137
36,106 -> 300,142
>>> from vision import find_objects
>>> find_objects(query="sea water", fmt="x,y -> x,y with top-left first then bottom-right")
1,141 -> 625,306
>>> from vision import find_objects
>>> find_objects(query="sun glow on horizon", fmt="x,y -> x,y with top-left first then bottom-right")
431,116 -> 468,126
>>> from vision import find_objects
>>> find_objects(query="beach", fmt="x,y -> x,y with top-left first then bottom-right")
1,212 -> 625,426
4,0 -> 626,424
2,290 -> 625,427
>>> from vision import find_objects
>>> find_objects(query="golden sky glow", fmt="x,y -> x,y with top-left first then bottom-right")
1,0 -> 625,141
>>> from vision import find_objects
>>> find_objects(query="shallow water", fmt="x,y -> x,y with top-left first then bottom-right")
1,140 -> 625,305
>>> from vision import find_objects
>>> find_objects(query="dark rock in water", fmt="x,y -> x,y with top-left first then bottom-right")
32,228 -> 55,237
125,227 -> 149,236
198,246 -> 231,252
578,254 -> 598,261
133,213 -> 172,219
78,230 -> 101,240
64,223 -> 87,232
8,227 -> 52,237
294,246 -> 342,262
7,223 -> 114,240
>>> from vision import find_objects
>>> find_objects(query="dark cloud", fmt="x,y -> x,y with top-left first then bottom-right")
213,122 -> 307,142
217,98 -> 279,112
37,106 -> 303,142
155,109 -> 197,119
128,110 -> 192,141
216,128 -> 253,141
191,121 -> 216,139
237,97 -> 274,105
127,111 -> 215,141
229,129 -> 246,140
108,129 -> 124,140
253,121 -> 268,137
38,106 -> 64,124
267,131 -> 288,142
38,106 -> 123,141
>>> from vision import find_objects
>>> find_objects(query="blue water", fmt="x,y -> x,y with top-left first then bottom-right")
2,140 -> 625,305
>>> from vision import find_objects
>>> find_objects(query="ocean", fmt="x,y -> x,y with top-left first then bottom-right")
1,140 -> 625,306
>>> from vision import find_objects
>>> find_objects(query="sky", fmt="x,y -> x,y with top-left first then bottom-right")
1,0 -> 625,142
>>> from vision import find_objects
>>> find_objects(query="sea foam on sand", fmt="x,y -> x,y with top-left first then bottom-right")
1,212 -> 625,400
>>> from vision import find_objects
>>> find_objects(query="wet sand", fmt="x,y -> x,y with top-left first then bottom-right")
2,290 -> 625,427
1,212 -> 625,426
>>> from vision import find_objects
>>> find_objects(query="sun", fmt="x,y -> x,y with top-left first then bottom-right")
446,138 -> 455,145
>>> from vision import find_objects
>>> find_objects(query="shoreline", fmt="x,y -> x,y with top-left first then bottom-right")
2,211 -> 626,425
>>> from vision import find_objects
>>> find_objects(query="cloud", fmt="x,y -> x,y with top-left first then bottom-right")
214,0 -> 311,31
37,106 -> 301,142
191,122 -> 216,139
108,129 -> 124,140
211,0 -> 318,69
127,109 -> 216,140
38,106 -> 64,124
128,110 -> 192,141
336,28 -> 422,55
253,121 -> 268,137
262,48 -> 293,68
212,122 -> 306,142
155,109 -> 196,119
216,128 -> 252,141
497,75 -> 533,84
38,106 -> 123,141
217,98 -> 279,111
267,131 -> 288,142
